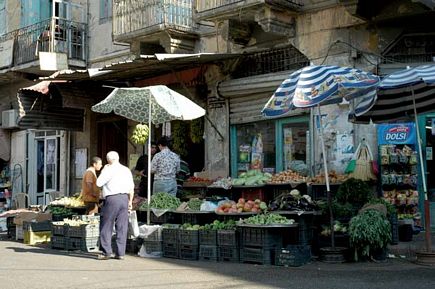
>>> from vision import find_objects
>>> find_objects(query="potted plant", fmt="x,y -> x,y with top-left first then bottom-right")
349,209 -> 392,261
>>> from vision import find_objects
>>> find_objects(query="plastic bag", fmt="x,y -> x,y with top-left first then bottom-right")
200,201 -> 218,212
128,210 -> 140,239
345,142 -> 362,174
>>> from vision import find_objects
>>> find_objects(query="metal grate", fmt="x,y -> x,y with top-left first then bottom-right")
231,47 -> 309,79
381,34 -> 435,64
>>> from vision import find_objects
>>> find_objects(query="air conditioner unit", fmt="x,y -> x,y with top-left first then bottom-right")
1,109 -> 19,129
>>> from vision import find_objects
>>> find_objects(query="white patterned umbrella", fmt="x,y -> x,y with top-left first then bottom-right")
92,85 -> 206,224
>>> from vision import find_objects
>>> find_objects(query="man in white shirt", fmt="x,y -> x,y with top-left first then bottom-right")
96,151 -> 134,260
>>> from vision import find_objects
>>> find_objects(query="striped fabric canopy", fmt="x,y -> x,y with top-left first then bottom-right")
262,65 -> 380,117
351,64 -> 435,123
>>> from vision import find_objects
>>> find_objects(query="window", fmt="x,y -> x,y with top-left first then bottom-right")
0,0 -> 6,35
100,0 -> 112,22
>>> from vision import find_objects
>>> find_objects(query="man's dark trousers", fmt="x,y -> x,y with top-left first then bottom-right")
99,194 -> 129,257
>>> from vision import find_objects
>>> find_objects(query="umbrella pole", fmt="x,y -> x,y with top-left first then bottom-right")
412,89 -> 431,252
317,105 -> 334,248
147,100 -> 152,225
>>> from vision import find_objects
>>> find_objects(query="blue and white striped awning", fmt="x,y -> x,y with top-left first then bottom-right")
351,64 -> 435,123
262,65 -> 380,117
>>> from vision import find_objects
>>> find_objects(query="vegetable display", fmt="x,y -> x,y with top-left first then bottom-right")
232,170 -> 272,186
187,198 -> 203,211
141,192 -> 181,210
268,170 -> 306,184
201,220 -> 236,230
268,190 -> 319,211
239,213 -> 295,225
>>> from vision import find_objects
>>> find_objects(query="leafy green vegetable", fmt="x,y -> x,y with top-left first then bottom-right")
239,213 -> 294,225
140,192 -> 181,210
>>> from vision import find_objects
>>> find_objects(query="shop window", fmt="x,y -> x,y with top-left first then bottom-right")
233,121 -> 276,176
282,122 -> 308,175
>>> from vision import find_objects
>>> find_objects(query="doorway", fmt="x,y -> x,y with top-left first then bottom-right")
423,115 -> 435,228
97,119 -> 128,166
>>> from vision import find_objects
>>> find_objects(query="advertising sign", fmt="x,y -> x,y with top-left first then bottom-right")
377,123 -> 416,145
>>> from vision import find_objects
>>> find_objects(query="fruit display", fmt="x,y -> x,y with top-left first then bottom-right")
238,213 -> 295,225
308,170 -> 349,184
50,196 -> 85,208
268,170 -> 307,184
232,170 -> 272,186
268,189 -> 319,211
130,123 -> 149,145
215,198 -> 267,214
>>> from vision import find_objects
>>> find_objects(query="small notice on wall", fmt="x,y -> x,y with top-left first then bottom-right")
427,147 -> 433,161
75,148 -> 87,178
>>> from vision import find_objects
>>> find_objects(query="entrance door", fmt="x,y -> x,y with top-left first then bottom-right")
423,115 -> 435,228
97,120 -> 128,166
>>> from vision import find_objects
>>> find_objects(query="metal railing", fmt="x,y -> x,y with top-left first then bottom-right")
0,18 -> 87,67
113,0 -> 195,38
196,0 -> 303,13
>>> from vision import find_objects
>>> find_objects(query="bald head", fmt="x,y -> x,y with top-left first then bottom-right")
106,151 -> 119,164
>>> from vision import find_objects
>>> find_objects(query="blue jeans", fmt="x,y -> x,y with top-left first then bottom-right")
153,179 -> 177,196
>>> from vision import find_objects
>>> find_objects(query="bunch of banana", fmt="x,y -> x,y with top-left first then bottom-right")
131,124 -> 149,144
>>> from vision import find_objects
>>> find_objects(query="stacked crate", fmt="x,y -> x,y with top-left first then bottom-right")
51,222 -> 68,250
142,226 -> 163,257
239,227 -> 284,265
198,229 -> 218,261
23,220 -> 52,245
66,223 -> 99,252
217,229 -> 239,262
162,226 -> 179,258
178,229 -> 199,260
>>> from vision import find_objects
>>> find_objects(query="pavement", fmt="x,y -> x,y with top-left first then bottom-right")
1,233 -> 435,289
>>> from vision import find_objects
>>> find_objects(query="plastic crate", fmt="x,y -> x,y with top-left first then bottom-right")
143,240 -> 163,255
199,245 -> 218,261
178,229 -> 199,246
275,245 -> 311,267
179,244 -> 199,260
241,188 -> 265,202
66,224 -> 99,238
52,214 -> 73,222
163,243 -> 179,259
126,238 -> 140,254
240,247 -> 275,265
67,236 -> 99,251
7,226 -> 16,239
199,229 -> 217,246
51,235 -> 67,250
71,215 -> 100,222
181,213 -> 215,225
240,227 -> 282,248
218,246 -> 239,262
162,228 -> 179,244
142,226 -> 162,242
23,220 -> 52,232
150,212 -> 177,224
23,230 -> 51,245
51,222 -> 67,236
217,230 -> 238,247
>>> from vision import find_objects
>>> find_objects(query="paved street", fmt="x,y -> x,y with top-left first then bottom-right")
1,235 -> 435,289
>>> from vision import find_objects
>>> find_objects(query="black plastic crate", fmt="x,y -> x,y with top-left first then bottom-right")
217,230 -> 238,247
181,212 -> 216,225
51,223 -> 67,236
162,228 -> 179,244
240,227 -> 282,248
163,243 -> 179,259
150,212 -> 178,224
52,214 -> 73,222
51,235 -> 67,250
178,229 -> 199,246
67,236 -> 99,251
143,240 -> 163,255
179,244 -> 199,260
7,226 -> 16,239
240,247 -> 275,265
199,245 -> 218,261
142,227 -> 162,242
199,229 -> 217,246
66,224 -> 99,238
218,246 -> 239,262
275,245 -> 311,267
23,220 -> 52,232
126,238 -> 140,254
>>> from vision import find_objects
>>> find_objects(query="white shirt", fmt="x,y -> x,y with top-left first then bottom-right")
96,162 -> 134,199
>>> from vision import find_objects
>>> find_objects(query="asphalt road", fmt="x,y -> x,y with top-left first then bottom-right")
1,236 -> 435,289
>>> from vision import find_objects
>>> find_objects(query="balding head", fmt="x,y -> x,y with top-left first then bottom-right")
106,151 -> 119,164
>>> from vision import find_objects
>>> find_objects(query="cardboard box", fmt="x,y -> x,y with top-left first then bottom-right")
13,212 -> 52,226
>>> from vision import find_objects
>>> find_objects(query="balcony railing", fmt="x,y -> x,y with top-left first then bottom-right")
196,0 -> 303,14
0,18 -> 87,68
113,0 -> 195,40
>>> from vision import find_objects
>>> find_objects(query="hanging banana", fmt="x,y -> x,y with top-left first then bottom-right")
131,124 -> 149,145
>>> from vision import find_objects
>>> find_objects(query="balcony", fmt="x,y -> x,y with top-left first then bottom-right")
113,0 -> 197,52
0,18 -> 87,74
196,0 -> 303,21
